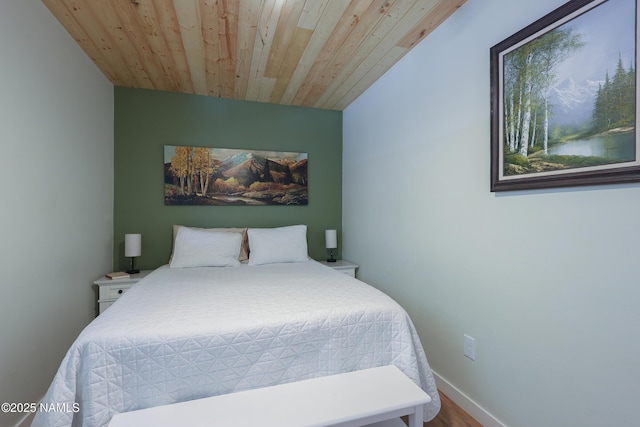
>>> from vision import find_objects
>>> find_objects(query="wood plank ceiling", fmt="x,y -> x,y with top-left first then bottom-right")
42,0 -> 466,110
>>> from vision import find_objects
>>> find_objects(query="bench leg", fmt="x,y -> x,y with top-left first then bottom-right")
407,405 -> 423,427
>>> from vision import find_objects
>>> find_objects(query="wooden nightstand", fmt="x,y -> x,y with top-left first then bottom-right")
94,270 -> 152,314
319,260 -> 358,277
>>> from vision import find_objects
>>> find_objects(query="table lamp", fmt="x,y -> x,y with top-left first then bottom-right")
325,229 -> 337,262
125,234 -> 141,274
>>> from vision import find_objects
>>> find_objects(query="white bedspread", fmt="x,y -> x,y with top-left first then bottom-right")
33,260 -> 440,426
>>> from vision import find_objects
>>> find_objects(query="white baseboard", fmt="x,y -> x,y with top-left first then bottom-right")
433,370 -> 507,427
15,411 -> 35,427
13,395 -> 43,427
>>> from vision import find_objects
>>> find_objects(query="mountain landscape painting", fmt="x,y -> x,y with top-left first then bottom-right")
497,0 -> 637,184
164,145 -> 308,206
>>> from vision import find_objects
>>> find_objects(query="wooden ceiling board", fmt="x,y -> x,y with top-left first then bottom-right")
217,0 -> 240,99
397,0 -> 460,49
331,0 -> 465,110
175,0 -> 208,94
316,0 -> 433,109
41,0 -> 466,111
301,0 -> 397,107
42,1 -> 117,84
245,0 -> 282,103
279,0 -> 351,105
290,0 -> 374,107
200,0 -> 223,96
323,0 -> 440,109
92,0 -> 155,88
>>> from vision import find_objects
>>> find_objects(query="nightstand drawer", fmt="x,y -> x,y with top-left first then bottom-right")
318,260 -> 358,278
102,283 -> 133,299
94,270 -> 152,316
334,266 -> 356,277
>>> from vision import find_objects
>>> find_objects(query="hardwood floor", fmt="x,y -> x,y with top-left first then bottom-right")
418,390 -> 483,427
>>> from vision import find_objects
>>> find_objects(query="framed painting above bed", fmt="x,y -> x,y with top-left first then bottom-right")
490,0 -> 639,191
164,145 -> 308,205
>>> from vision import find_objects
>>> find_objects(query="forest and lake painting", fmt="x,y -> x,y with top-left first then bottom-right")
164,145 -> 308,206
500,0 -> 636,180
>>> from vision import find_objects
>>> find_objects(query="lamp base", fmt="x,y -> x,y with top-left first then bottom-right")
326,248 -> 337,263
126,257 -> 139,275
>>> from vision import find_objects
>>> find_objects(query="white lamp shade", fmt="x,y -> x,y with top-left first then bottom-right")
125,234 -> 142,257
325,230 -> 337,249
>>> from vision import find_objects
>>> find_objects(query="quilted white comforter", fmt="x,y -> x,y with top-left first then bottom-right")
33,260 -> 440,426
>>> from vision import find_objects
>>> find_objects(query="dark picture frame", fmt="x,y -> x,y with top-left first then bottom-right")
490,0 -> 638,191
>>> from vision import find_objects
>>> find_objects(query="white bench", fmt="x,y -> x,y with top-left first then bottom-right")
108,365 -> 431,427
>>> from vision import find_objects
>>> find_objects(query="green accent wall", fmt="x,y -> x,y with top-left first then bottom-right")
114,87 -> 342,270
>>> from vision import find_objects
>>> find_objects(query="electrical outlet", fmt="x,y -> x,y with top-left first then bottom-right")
464,334 -> 475,361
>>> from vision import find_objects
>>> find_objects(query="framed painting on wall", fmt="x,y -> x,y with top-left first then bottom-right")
490,0 -> 639,191
164,145 -> 308,205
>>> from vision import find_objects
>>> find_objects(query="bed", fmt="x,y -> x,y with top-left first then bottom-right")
33,226 -> 441,427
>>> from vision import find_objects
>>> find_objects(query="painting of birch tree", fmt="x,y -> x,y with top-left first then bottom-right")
164,145 -> 308,206
499,0 -> 636,180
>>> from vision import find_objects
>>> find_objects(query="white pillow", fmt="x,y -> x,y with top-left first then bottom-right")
170,225 -> 249,262
170,227 -> 242,268
247,225 -> 308,265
